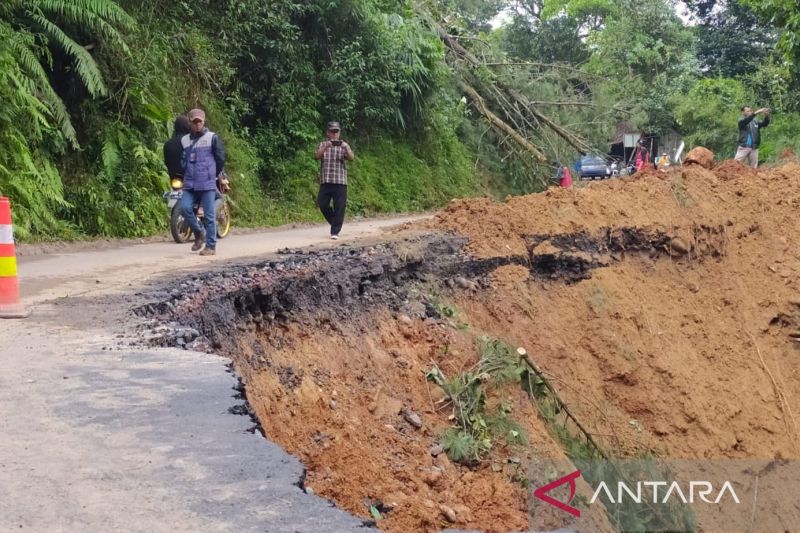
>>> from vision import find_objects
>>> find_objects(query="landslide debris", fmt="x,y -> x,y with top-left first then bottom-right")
431,159 -> 800,460
137,157 -> 800,533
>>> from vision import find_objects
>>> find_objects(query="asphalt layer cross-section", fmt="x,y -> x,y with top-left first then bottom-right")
1,218 -> 431,532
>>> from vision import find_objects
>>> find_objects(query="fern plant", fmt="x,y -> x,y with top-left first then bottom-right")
1,0 -> 134,147
0,21 -> 72,239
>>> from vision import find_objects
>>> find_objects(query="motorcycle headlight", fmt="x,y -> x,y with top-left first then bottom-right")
170,178 -> 183,189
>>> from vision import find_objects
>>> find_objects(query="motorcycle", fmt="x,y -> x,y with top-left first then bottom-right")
163,175 -> 231,243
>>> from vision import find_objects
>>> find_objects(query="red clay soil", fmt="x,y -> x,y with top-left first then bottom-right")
240,315 -> 612,533
428,161 -> 797,259
431,160 -> 800,461
713,159 -> 758,181
237,158 -> 799,532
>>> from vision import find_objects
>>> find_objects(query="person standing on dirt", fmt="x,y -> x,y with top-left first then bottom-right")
735,106 -> 770,168
634,139 -> 651,172
657,152 -> 671,171
163,116 -> 191,180
181,108 -> 226,256
314,121 -> 354,240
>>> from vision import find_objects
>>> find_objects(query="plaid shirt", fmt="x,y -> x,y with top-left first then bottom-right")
318,142 -> 352,185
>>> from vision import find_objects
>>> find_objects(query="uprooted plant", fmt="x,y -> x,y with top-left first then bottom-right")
426,336 -> 529,465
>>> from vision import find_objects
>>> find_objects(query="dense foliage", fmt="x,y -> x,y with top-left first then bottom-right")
0,0 -> 799,240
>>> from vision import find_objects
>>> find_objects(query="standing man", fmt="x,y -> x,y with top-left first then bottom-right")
735,106 -> 770,168
314,121 -> 354,240
181,108 -> 226,256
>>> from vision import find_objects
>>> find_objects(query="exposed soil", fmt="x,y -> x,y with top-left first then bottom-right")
137,158 -> 800,532
713,159 -> 758,181
428,159 -> 800,460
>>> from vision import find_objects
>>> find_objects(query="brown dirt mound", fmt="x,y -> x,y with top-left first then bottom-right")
250,162 -> 798,531
425,161 -> 800,462
243,317 -> 581,533
625,165 -> 663,181
427,163 -> 799,260
713,159 -> 758,181
185,159 -> 800,533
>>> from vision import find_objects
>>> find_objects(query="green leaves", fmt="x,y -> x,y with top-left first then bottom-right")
2,0 -> 134,149
0,21 -> 73,239
28,11 -> 108,96
542,0 -> 617,21
742,0 -> 800,66
673,77 -> 749,155
369,505 -> 383,521
428,336 -> 531,465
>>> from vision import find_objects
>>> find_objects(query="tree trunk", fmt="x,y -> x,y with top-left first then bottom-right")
460,82 -> 547,162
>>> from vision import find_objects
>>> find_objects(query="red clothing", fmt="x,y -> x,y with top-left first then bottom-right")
560,167 -> 573,188
634,147 -> 650,171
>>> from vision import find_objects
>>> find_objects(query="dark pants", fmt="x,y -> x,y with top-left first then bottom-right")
317,183 -> 347,236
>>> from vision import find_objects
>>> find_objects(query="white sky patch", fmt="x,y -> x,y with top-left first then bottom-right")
490,9 -> 513,29
490,1 -> 699,29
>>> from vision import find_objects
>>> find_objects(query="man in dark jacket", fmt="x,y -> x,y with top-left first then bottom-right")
163,116 -> 191,179
180,108 -> 226,256
735,106 -> 770,168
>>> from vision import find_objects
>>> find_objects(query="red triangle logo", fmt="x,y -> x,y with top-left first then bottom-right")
533,469 -> 582,518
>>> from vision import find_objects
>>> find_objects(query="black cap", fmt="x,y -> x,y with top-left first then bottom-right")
326,121 -> 341,132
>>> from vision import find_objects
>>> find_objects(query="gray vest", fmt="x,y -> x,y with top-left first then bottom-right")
181,131 -> 217,191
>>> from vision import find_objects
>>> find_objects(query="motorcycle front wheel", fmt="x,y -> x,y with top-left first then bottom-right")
170,204 -> 193,243
216,199 -> 231,239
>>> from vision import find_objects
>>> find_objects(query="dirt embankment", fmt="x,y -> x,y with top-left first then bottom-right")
432,160 -> 800,460
140,159 -> 800,533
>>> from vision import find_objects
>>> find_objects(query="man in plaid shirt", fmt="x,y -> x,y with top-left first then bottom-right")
314,121 -> 355,239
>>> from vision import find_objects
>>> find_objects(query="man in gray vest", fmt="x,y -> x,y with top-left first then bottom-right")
181,108 -> 226,255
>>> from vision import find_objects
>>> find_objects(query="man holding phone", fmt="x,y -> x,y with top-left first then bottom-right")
735,105 -> 770,169
314,121 -> 354,240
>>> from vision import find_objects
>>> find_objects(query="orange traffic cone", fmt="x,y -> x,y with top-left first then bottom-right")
0,197 -> 28,318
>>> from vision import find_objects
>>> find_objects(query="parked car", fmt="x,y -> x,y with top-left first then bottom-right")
578,154 -> 611,179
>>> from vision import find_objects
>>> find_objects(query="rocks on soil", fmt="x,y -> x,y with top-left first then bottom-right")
685,146 -> 715,168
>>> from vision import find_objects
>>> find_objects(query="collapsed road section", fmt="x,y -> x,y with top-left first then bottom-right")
137,159 -> 800,533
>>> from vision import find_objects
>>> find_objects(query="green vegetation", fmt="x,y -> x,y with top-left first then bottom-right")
2,0 -> 800,240
427,337 -> 528,465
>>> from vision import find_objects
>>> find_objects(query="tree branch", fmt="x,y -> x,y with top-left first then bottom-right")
461,81 -> 547,162
436,22 -> 595,155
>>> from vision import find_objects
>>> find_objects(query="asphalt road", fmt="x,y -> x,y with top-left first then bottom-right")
0,216 -> 428,532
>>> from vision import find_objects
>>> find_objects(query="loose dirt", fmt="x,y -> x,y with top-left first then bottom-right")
430,159 -> 800,459
142,158 -> 800,532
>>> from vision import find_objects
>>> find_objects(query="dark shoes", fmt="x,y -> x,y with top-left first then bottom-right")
192,234 -> 205,252
192,231 -> 215,255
